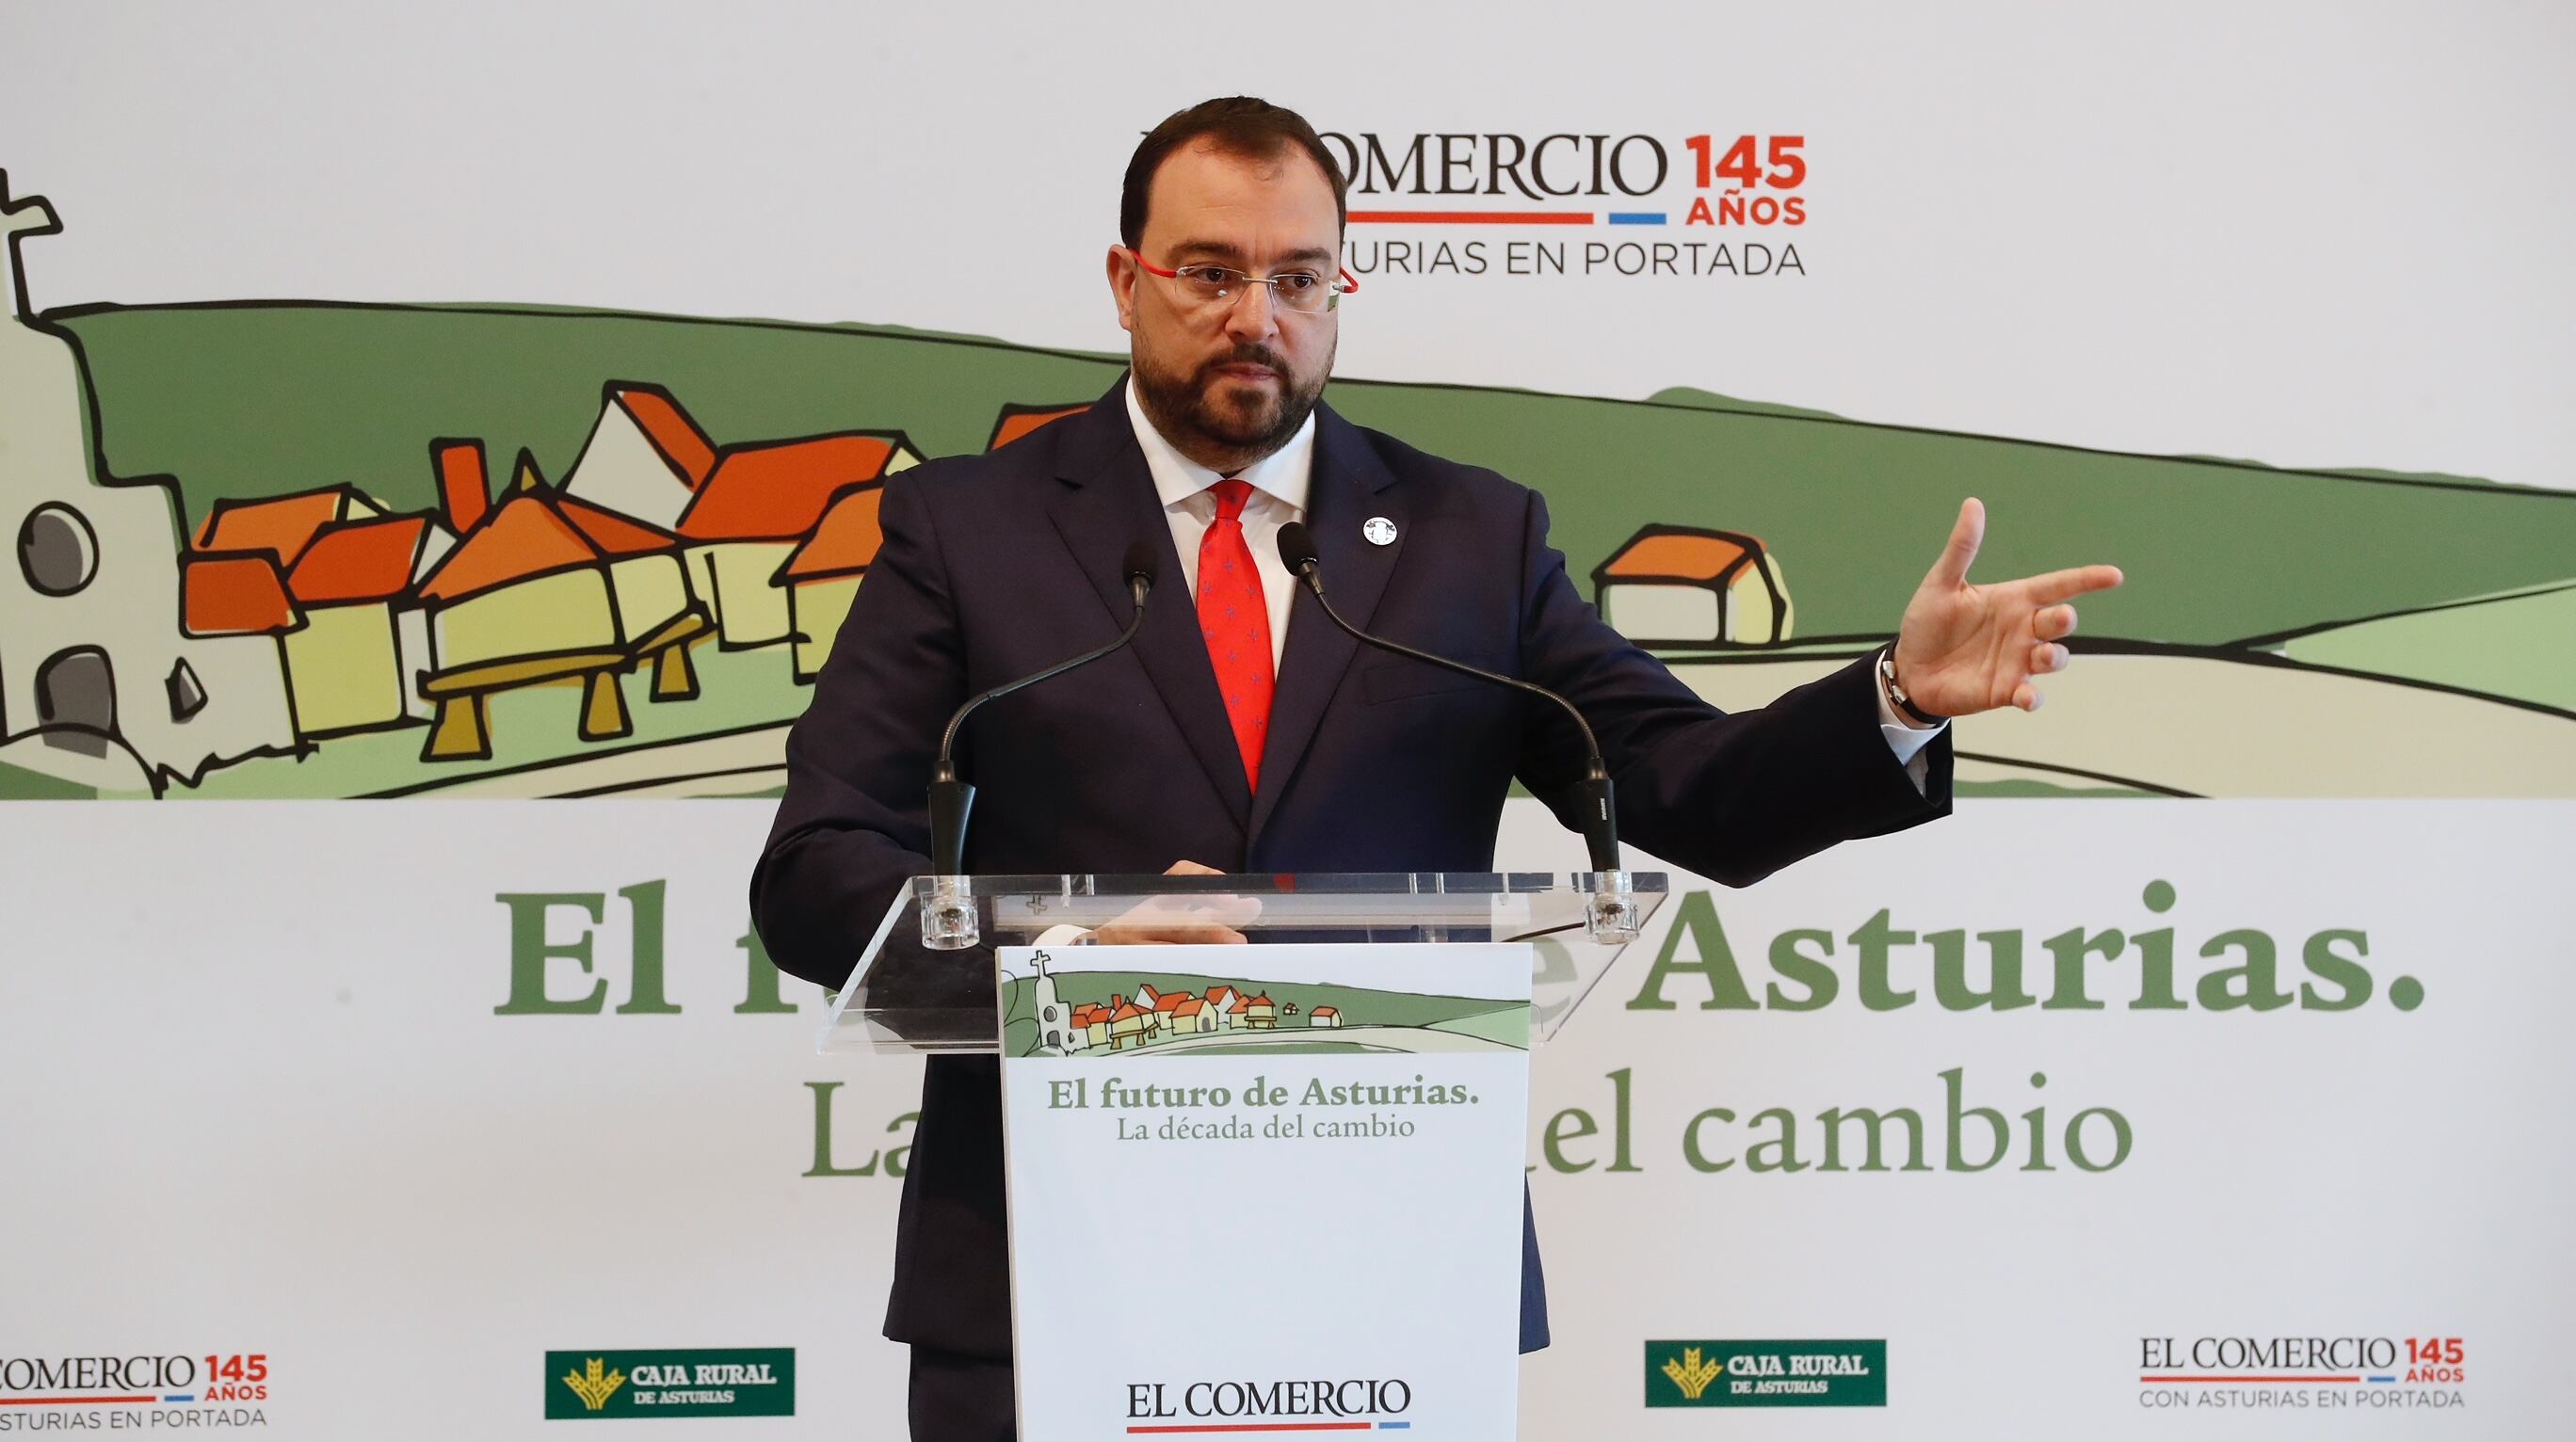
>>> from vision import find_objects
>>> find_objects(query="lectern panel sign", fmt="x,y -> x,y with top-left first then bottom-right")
997,942 -> 1535,1439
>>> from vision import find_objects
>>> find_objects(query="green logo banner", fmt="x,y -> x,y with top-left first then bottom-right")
1646,1339 -> 1886,1407
544,1348 -> 795,1420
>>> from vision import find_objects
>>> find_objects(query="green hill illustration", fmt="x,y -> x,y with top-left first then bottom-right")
1000,965 -> 1528,1058
4,168 -> 2568,802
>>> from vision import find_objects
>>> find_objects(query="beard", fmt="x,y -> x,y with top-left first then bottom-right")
1132,338 -> 1332,464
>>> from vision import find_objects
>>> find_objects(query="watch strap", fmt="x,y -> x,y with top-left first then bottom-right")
1878,647 -> 1946,728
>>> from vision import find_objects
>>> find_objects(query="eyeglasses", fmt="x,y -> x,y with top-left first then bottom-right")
1125,248 -> 1359,315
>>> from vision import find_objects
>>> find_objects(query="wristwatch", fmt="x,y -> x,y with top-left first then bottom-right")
1878,647 -> 1945,728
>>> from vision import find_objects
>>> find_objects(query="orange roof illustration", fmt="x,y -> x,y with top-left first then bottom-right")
987,403 -> 1089,451
1246,994 -> 1275,1007
417,453 -> 677,603
558,496 -> 681,556
678,433 -> 907,542
195,488 -> 362,568
418,497 -> 591,601
183,553 -> 299,636
1153,992 -> 1194,1011
1311,1006 -> 1338,1017
1173,1000 -> 1206,1017
1222,993 -> 1250,1012
1111,1001 -> 1147,1023
610,384 -> 718,489
286,514 -> 436,605
779,485 -> 885,582
1601,529 -> 1762,583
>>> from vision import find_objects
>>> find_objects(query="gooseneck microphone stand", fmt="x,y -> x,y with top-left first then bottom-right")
919,540 -> 1160,949
1275,522 -> 1639,941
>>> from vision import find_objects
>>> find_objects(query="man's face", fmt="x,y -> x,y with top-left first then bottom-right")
1109,140 -> 1340,468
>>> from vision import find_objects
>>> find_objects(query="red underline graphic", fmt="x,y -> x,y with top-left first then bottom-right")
0,1396 -> 159,1405
1348,211 -> 1594,225
2141,1376 -> 2360,1384
1126,1425 -> 1374,1434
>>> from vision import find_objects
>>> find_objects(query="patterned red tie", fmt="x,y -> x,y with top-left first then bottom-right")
1198,478 -> 1275,792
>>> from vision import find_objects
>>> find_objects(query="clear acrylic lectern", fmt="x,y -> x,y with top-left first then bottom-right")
819,871 -> 1670,1054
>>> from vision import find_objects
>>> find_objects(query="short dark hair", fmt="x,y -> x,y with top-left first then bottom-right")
1119,96 -> 1347,249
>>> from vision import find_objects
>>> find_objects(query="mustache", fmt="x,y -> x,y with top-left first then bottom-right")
1199,345 -> 1291,378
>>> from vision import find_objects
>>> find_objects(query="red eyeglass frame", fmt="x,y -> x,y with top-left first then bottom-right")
1123,248 -> 1360,300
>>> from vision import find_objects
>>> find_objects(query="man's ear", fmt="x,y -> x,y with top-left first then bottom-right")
1106,245 -> 1137,333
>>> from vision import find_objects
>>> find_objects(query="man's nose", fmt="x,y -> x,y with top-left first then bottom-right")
1220,280 -> 1280,343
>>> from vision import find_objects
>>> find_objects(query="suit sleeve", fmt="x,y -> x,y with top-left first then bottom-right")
1510,489 -> 1951,886
751,470 -> 968,990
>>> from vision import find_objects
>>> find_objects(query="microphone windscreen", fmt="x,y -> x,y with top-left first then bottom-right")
1276,521 -> 1320,575
1121,538 -> 1160,591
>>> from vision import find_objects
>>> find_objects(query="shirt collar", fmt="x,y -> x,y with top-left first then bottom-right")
1124,376 -> 1315,516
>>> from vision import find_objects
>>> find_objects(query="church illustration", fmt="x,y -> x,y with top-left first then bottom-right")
0,171 -> 297,794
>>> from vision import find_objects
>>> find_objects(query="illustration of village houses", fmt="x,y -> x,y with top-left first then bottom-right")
0,165 -> 991,795
1022,952 -> 1356,1055
178,382 -> 936,765
2,158 -> 1787,801
1590,524 -> 1794,647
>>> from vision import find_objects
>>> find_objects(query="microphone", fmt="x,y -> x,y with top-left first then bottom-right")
921,541 -> 1159,946
1277,522 -> 1635,937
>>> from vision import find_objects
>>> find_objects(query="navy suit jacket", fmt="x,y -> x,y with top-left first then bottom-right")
753,377 -> 1951,1360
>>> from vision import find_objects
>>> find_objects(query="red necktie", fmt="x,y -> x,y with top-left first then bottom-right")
1198,478 -> 1275,792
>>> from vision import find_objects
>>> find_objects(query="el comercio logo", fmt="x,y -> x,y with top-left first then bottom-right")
0,1351 -> 272,1428
2136,1333 -> 2468,1413
1317,128 -> 1810,280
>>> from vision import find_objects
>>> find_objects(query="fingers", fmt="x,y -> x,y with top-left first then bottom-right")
1164,859 -> 1223,875
2034,603 -> 2079,641
1097,884 -> 1263,946
1927,496 -> 1986,587
1098,921 -> 1248,946
2012,681 -> 2043,713
2026,564 -> 2124,605
2028,641 -> 2069,675
1193,892 -> 1265,929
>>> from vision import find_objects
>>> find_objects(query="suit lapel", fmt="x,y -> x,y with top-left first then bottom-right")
1046,379 -> 1253,830
1248,402 -> 1404,842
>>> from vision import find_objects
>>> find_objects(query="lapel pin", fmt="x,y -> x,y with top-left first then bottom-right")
1362,517 -> 1398,546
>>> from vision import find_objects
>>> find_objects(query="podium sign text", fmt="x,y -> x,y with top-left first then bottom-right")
997,941 -> 1535,1438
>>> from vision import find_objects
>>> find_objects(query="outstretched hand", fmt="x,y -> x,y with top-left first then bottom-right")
1892,498 -> 2123,717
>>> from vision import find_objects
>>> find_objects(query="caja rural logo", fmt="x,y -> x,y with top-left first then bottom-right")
1645,1339 -> 1886,1407
1317,128 -> 1809,280
544,1348 -> 794,1421
0,1352 -> 271,1429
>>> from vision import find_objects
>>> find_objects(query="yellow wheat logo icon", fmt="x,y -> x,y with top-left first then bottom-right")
1662,1346 -> 1725,1401
562,1357 -> 627,1412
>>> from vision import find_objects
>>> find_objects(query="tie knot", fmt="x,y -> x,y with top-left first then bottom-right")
1208,477 -> 1254,522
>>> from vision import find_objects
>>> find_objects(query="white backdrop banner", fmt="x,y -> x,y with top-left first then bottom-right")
3,799 -> 2568,1435
0,1 -> 2570,1437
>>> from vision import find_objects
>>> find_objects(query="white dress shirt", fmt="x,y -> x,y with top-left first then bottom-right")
1120,385 -> 1943,786
1124,380 -> 1310,671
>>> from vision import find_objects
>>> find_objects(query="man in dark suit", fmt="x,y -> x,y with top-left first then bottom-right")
753,97 -> 2119,1441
